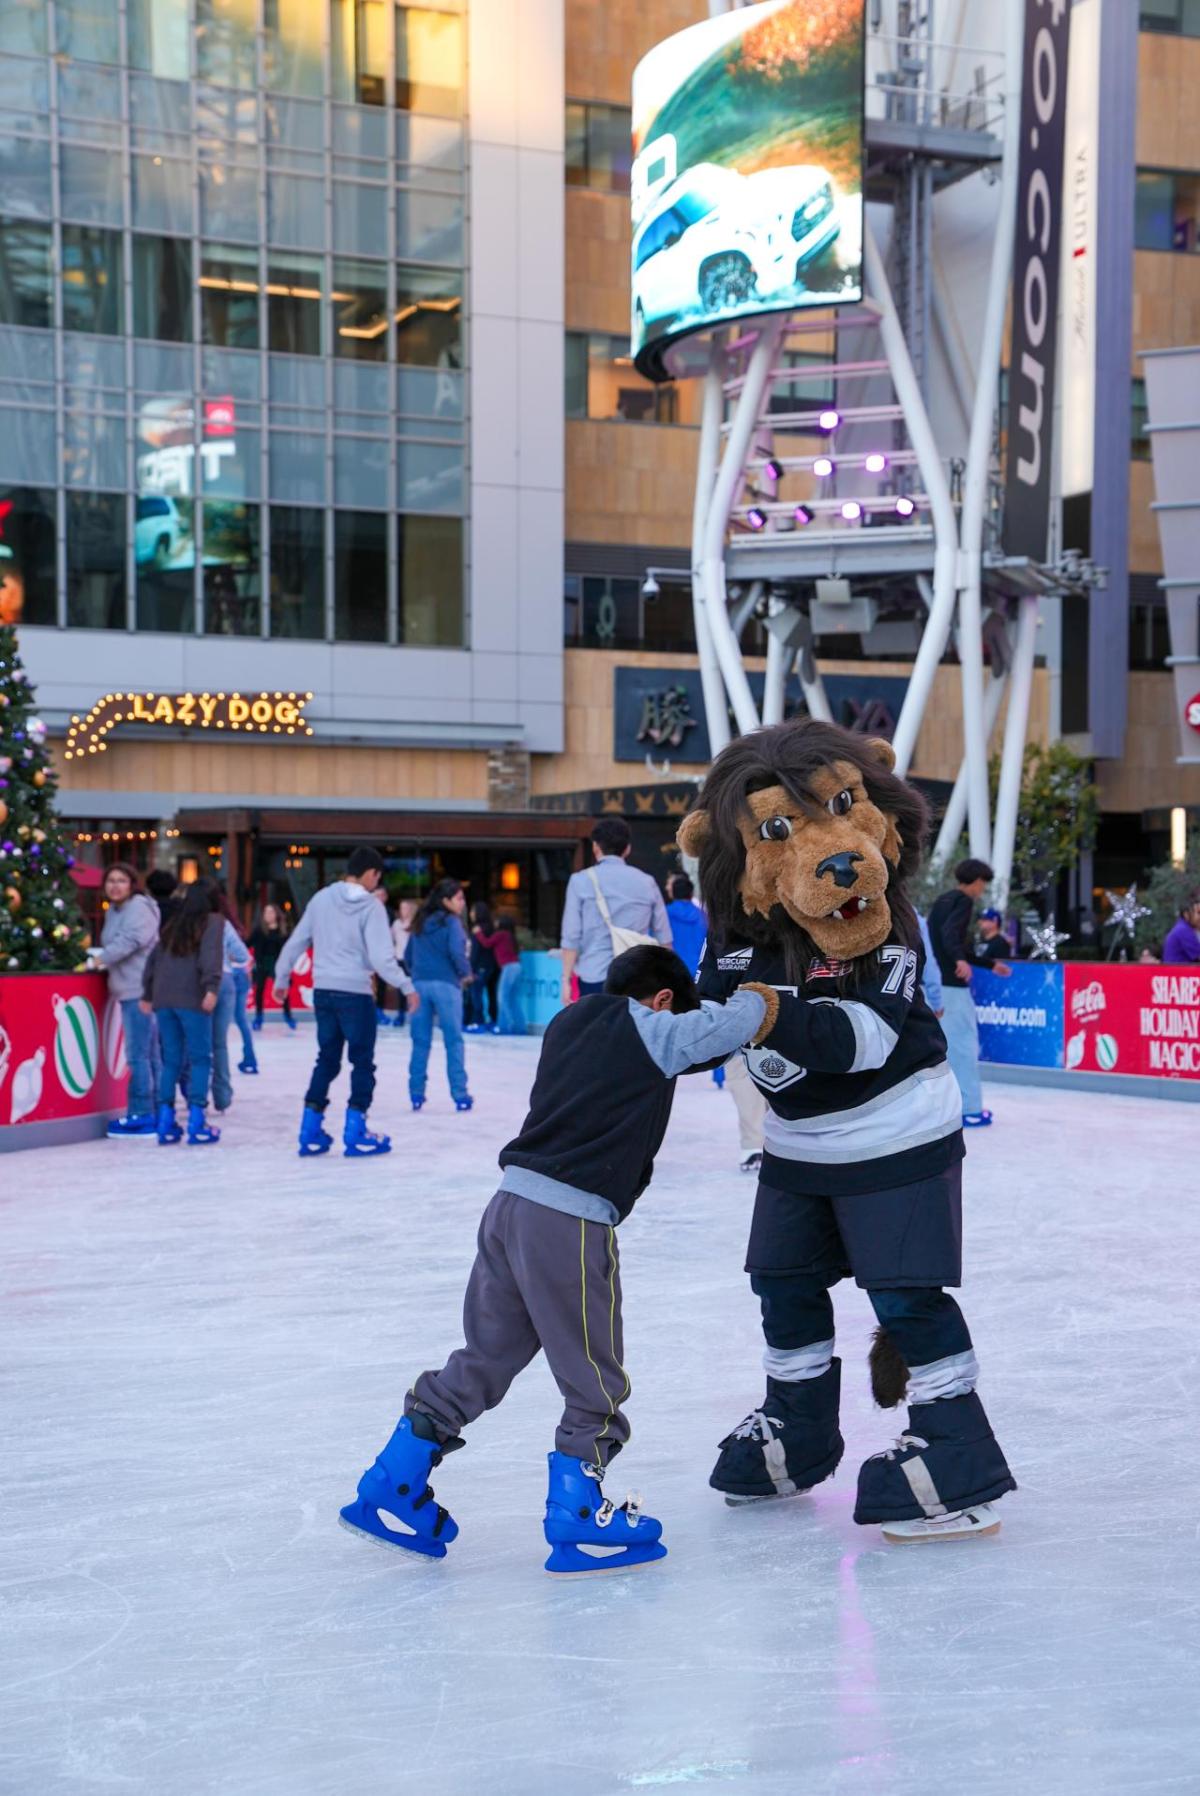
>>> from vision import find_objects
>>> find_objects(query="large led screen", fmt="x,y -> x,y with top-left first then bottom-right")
631,0 -> 865,380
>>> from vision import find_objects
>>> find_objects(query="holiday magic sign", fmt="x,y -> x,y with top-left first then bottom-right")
64,690 -> 314,760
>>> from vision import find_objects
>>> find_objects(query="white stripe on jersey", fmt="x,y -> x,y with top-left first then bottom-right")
762,1062 -> 961,1164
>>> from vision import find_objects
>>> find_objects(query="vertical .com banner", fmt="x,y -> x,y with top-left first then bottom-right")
1004,0 -> 1072,560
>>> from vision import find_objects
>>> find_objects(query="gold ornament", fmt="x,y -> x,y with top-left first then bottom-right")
4,887 -> 19,911
32,829 -> 45,843
17,824 -> 30,838
33,770 -> 46,788
0,800 -> 6,825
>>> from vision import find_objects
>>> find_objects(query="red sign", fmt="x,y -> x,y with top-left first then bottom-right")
1184,691 -> 1200,736
248,945 -> 315,1015
1063,964 -> 1200,1080
0,972 -> 129,1128
203,395 -> 236,437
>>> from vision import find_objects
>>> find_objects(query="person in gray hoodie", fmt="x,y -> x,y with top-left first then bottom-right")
92,862 -> 160,1138
274,845 -> 418,1158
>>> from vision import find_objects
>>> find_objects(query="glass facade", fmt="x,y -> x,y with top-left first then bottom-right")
0,0 -> 467,646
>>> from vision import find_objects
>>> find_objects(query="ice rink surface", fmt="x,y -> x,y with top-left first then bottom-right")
3,1024 -> 1200,1796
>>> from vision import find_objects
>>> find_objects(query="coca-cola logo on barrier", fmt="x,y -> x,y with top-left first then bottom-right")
1184,691 -> 1200,736
1070,979 -> 1106,1023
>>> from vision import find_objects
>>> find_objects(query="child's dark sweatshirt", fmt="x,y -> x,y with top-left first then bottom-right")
498,987 -> 765,1225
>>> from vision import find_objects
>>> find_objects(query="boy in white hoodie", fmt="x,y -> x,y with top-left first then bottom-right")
274,846 -> 418,1157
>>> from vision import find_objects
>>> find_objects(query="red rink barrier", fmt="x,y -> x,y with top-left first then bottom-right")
0,971 -> 129,1148
1063,963 -> 1200,1081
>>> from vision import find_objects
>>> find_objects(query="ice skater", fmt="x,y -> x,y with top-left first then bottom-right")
141,877 -> 224,1146
680,719 -> 1016,1543
274,846 -> 418,1157
339,944 -> 771,1575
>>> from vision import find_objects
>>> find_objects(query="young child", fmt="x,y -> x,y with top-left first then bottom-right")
140,877 -> 225,1145
340,945 -> 771,1576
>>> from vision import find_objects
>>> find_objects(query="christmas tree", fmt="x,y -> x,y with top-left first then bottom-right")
0,550 -> 90,973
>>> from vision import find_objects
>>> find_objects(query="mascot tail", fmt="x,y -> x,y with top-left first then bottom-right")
869,1327 -> 909,1408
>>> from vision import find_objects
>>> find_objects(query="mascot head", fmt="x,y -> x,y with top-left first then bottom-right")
677,717 -> 928,969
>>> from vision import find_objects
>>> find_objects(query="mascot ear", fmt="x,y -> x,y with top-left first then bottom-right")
865,737 -> 897,772
676,810 -> 711,858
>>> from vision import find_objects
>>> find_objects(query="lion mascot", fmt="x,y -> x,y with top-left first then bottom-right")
680,716 -> 1015,1542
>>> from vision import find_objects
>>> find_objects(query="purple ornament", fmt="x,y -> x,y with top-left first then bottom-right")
66,855 -> 75,868
1,841 -> 11,853
30,844 -> 40,857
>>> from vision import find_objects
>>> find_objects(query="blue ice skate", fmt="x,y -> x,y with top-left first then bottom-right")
343,1107 -> 391,1156
156,1102 -> 183,1145
186,1103 -> 220,1145
339,1412 -> 462,1559
543,1452 -> 667,1577
454,1095 -> 474,1113
298,1105 -> 333,1156
107,1112 -> 158,1139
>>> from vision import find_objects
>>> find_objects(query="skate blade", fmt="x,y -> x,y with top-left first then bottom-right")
722,1487 -> 811,1508
338,1508 -> 449,1560
544,1543 -> 667,1578
882,1515 -> 1002,1544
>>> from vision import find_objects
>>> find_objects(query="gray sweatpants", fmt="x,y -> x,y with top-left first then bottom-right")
407,1188 -> 631,1466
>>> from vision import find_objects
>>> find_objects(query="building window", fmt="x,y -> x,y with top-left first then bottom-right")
133,236 -> 193,343
1131,376 -> 1151,460
396,6 -> 464,117
61,224 -> 123,335
265,0 -> 326,98
55,0 -> 120,65
270,504 -> 326,637
334,509 -> 388,640
0,0 -> 47,54
66,491 -> 126,629
563,573 -> 696,653
1128,598 -> 1173,669
332,0 -> 388,106
0,219 -> 53,329
0,486 -> 57,627
1135,168 -> 1200,252
395,264 -> 461,365
1140,0 -> 1200,35
268,253 -> 323,355
196,0 -> 257,90
128,0 -> 190,79
397,512 -> 462,644
203,500 -> 261,634
333,256 -> 389,360
564,332 -> 678,423
136,493 -> 196,633
768,348 -> 836,418
565,101 -> 632,194
201,243 -> 261,349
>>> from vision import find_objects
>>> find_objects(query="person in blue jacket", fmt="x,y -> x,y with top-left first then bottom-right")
665,872 -> 708,977
406,878 -> 474,1113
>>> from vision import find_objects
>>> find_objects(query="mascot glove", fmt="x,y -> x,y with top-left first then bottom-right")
740,982 -> 781,1045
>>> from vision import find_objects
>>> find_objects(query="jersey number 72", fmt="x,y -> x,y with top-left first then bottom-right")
880,945 -> 918,1002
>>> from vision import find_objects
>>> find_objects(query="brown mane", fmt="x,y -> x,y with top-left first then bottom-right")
690,718 -> 929,985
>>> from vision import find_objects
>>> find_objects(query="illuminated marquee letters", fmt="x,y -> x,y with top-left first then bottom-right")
63,691 -> 315,759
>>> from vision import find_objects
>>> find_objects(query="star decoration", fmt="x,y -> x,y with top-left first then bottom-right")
1028,921 -> 1070,961
1104,886 -> 1152,939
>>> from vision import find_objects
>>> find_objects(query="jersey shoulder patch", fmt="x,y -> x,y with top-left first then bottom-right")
744,1042 -> 807,1091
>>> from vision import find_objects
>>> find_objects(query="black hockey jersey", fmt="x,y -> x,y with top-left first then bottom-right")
697,935 -> 964,1195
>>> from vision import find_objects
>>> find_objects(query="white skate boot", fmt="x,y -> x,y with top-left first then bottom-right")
881,1502 -> 1002,1543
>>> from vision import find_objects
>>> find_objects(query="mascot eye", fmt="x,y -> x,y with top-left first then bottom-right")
758,815 -> 793,842
826,789 -> 853,818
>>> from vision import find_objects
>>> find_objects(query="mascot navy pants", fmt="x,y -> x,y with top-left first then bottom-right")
745,1165 -> 977,1399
